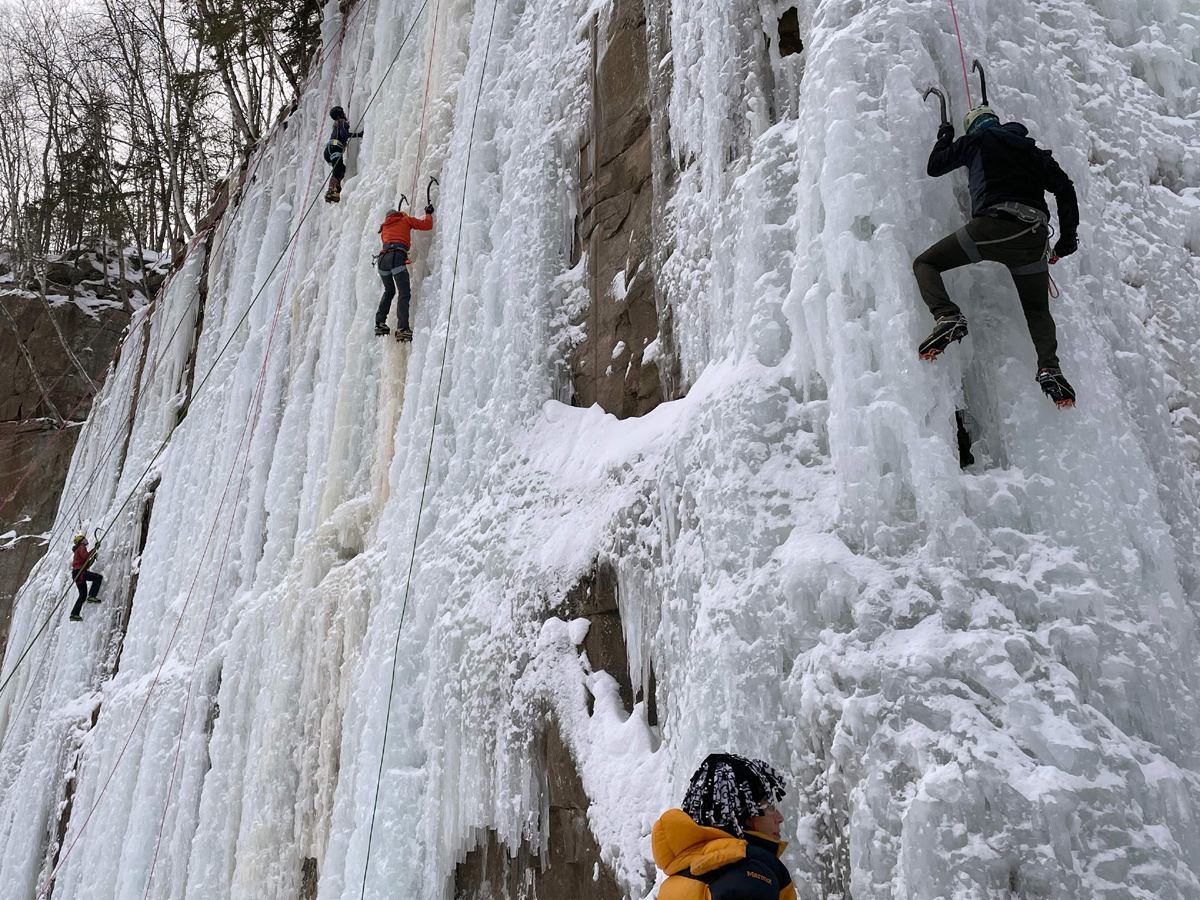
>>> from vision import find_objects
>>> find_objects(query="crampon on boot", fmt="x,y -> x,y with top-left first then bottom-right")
374,323 -> 390,336
395,327 -> 413,343
324,187 -> 341,204
1037,367 -> 1076,408
919,315 -> 969,360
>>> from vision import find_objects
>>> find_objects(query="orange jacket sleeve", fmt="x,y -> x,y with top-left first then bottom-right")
411,213 -> 433,231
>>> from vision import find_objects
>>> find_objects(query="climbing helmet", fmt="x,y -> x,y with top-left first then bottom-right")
963,105 -> 1000,134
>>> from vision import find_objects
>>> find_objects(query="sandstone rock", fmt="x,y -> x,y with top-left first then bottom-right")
571,0 -> 668,420
0,265 -> 132,668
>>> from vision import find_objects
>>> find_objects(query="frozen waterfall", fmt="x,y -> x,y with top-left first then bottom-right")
1,0 -> 1199,897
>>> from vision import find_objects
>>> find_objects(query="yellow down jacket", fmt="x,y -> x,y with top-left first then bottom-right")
651,809 -> 795,900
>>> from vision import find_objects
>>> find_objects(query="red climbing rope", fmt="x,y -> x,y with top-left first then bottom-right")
35,28 -> 353,900
18,1 -> 442,892
4,0 -> 436,720
139,29 -> 354,900
2,298 -> 210,731
947,0 -> 973,108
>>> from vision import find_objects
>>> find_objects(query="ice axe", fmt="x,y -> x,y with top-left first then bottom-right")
971,59 -> 989,106
922,86 -> 949,126
425,176 -> 439,211
397,194 -> 409,213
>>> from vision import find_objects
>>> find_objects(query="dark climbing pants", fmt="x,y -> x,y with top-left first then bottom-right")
71,570 -> 102,617
377,248 -> 411,330
914,214 -> 1059,369
331,159 -> 346,182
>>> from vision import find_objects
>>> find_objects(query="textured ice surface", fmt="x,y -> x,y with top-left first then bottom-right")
1,0 -> 1199,897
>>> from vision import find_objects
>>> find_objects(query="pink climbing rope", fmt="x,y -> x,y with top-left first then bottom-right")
35,21 -> 356,900
947,0 -> 974,108
137,25 -> 358,900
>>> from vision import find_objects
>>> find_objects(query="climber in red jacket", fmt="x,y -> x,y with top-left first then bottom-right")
69,534 -> 102,621
374,198 -> 434,341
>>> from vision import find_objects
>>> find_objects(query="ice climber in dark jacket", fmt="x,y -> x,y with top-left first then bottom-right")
914,104 -> 1080,407
324,106 -> 363,204
652,754 -> 795,900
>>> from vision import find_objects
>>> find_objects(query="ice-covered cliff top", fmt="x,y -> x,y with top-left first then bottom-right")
1,0 -> 1199,897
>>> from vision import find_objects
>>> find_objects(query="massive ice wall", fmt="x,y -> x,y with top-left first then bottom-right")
1,0 -> 1199,897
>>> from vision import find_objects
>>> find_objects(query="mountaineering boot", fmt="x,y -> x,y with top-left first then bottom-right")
919,314 -> 969,360
70,613 -> 83,621
374,323 -> 390,336
395,327 -> 413,343
1037,367 -> 1076,408
324,185 -> 341,204
87,594 -> 101,603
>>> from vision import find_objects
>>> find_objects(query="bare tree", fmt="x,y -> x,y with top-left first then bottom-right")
0,0 -> 322,264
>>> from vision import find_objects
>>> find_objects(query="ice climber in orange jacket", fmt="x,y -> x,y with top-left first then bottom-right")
374,202 -> 434,340
652,754 -> 794,900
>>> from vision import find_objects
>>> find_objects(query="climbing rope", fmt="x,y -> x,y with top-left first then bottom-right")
409,0 -> 445,201
1,296 -> 210,731
10,302 -> 125,429
14,2 -> 452,894
0,0 -> 437,716
137,20 -> 359,896
1,4 -> 458,895
947,0 -> 973,108
30,26 -> 357,900
358,0 -> 499,896
0,287 -> 169,519
353,0 -> 434,134
347,0 -> 378,111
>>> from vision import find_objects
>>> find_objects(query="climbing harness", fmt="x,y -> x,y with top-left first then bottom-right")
324,138 -> 347,165
358,0 -> 498,897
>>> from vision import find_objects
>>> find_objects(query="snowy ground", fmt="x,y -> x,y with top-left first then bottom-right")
1,0 -> 1199,898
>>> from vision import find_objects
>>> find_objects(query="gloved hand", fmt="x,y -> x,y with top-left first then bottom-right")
937,123 -> 954,143
351,130 -> 364,139
425,203 -> 434,215
1053,234 -> 1078,259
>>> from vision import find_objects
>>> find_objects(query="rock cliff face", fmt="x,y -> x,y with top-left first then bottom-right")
571,0 -> 667,418
0,250 -> 150,660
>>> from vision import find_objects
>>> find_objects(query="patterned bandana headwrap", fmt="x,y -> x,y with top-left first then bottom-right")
681,753 -> 787,837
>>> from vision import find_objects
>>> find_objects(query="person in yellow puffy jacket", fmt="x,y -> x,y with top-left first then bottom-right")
652,754 -> 794,900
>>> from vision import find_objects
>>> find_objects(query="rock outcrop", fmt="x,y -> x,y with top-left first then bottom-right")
0,249 -> 150,660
